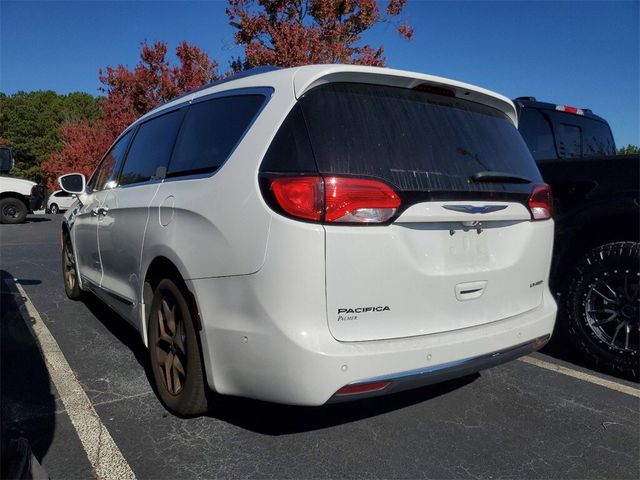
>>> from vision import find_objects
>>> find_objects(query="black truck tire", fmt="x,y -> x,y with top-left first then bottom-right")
564,242 -> 639,379
0,197 -> 28,224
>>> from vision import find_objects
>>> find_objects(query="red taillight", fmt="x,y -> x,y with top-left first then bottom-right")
270,176 -> 323,221
269,176 -> 401,224
324,177 -> 401,223
528,184 -> 552,220
335,381 -> 391,396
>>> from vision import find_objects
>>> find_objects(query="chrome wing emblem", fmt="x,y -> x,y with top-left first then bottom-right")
442,205 -> 508,214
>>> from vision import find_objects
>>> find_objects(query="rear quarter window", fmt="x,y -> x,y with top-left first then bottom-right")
168,94 -> 266,177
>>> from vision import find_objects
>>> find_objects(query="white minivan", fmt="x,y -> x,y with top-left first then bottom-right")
59,65 -> 557,415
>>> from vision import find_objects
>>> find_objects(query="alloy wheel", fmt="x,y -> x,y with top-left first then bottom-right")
585,272 -> 640,352
154,295 -> 188,395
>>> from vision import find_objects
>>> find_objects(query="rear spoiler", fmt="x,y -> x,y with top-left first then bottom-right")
293,65 -> 518,126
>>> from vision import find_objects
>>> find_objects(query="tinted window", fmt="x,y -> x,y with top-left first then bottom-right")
546,111 -> 615,158
89,130 -> 133,191
260,104 -> 317,173
518,109 -> 557,160
168,95 -> 265,177
120,109 -> 184,186
557,123 -> 582,158
297,83 -> 541,193
55,191 -> 72,198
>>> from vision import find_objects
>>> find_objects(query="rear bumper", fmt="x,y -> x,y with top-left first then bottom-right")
327,336 -> 548,403
187,273 -> 557,406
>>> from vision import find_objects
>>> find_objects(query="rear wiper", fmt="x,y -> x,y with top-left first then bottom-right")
470,171 -> 532,184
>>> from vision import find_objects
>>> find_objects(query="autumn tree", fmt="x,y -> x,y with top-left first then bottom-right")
0,91 -> 100,181
226,0 -> 413,70
42,41 -> 219,185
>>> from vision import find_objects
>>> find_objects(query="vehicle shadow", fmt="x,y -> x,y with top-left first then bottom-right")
80,293 -> 157,390
0,270 -> 54,476
24,216 -> 52,223
80,289 -> 480,433
206,374 -> 479,436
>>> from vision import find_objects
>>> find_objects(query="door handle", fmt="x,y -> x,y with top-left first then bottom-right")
91,207 -> 109,216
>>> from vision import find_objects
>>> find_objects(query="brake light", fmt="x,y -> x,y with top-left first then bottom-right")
324,177 -> 401,223
270,176 -> 323,221
555,105 -> 584,115
268,176 -> 401,224
528,184 -> 552,220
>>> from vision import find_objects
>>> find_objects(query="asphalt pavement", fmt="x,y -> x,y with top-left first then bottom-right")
1,215 -> 639,479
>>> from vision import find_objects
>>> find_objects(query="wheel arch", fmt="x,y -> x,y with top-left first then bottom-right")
142,255 -> 202,346
0,192 -> 30,217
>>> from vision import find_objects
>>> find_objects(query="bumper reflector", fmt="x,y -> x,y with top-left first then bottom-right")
335,381 -> 391,396
532,334 -> 551,350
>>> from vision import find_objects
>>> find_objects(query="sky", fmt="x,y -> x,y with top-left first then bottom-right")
1,0 -> 638,147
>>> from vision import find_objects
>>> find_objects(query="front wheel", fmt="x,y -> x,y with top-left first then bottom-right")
62,233 -> 82,299
565,242 -> 639,379
0,198 -> 28,224
148,278 -> 208,416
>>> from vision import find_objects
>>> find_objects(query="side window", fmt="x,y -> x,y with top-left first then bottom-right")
120,109 -> 184,186
517,109 -> 557,161
260,104 -> 317,173
557,123 -> 582,158
168,95 -> 265,177
88,130 -> 133,192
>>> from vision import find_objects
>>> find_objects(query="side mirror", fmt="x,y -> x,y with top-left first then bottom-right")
58,173 -> 86,195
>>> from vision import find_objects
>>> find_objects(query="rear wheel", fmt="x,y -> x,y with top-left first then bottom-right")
565,242 -> 639,379
0,197 -> 27,224
62,233 -> 82,299
49,204 -> 59,214
148,278 -> 208,416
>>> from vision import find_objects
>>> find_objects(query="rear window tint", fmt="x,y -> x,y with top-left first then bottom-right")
298,83 -> 541,193
168,95 -> 265,177
260,104 -> 317,173
557,123 -> 582,158
546,110 -> 615,158
518,109 -> 557,160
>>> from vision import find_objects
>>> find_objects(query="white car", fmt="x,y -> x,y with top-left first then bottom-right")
46,190 -> 76,214
58,65 -> 557,415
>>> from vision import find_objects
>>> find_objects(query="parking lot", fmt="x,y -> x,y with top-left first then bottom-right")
1,215 -> 639,479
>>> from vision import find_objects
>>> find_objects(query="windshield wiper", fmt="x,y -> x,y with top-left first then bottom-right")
470,171 -> 532,184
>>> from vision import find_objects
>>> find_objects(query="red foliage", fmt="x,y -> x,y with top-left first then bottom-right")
44,119 -> 113,181
226,0 -> 413,70
42,41 -> 219,186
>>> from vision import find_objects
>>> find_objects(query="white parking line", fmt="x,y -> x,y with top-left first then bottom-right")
519,355 -> 640,398
12,280 -> 136,480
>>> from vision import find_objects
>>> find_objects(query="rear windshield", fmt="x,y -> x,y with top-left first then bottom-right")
275,83 -> 542,193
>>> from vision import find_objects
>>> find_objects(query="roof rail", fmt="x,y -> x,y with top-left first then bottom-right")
160,66 -> 282,106
514,96 -> 537,102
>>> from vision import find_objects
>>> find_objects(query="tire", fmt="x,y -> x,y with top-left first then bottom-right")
49,204 -> 59,214
565,242 -> 639,379
148,278 -> 208,416
0,197 -> 28,224
62,233 -> 82,299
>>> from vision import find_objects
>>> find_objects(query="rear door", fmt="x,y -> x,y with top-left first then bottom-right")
98,108 -> 185,308
299,83 -> 552,342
